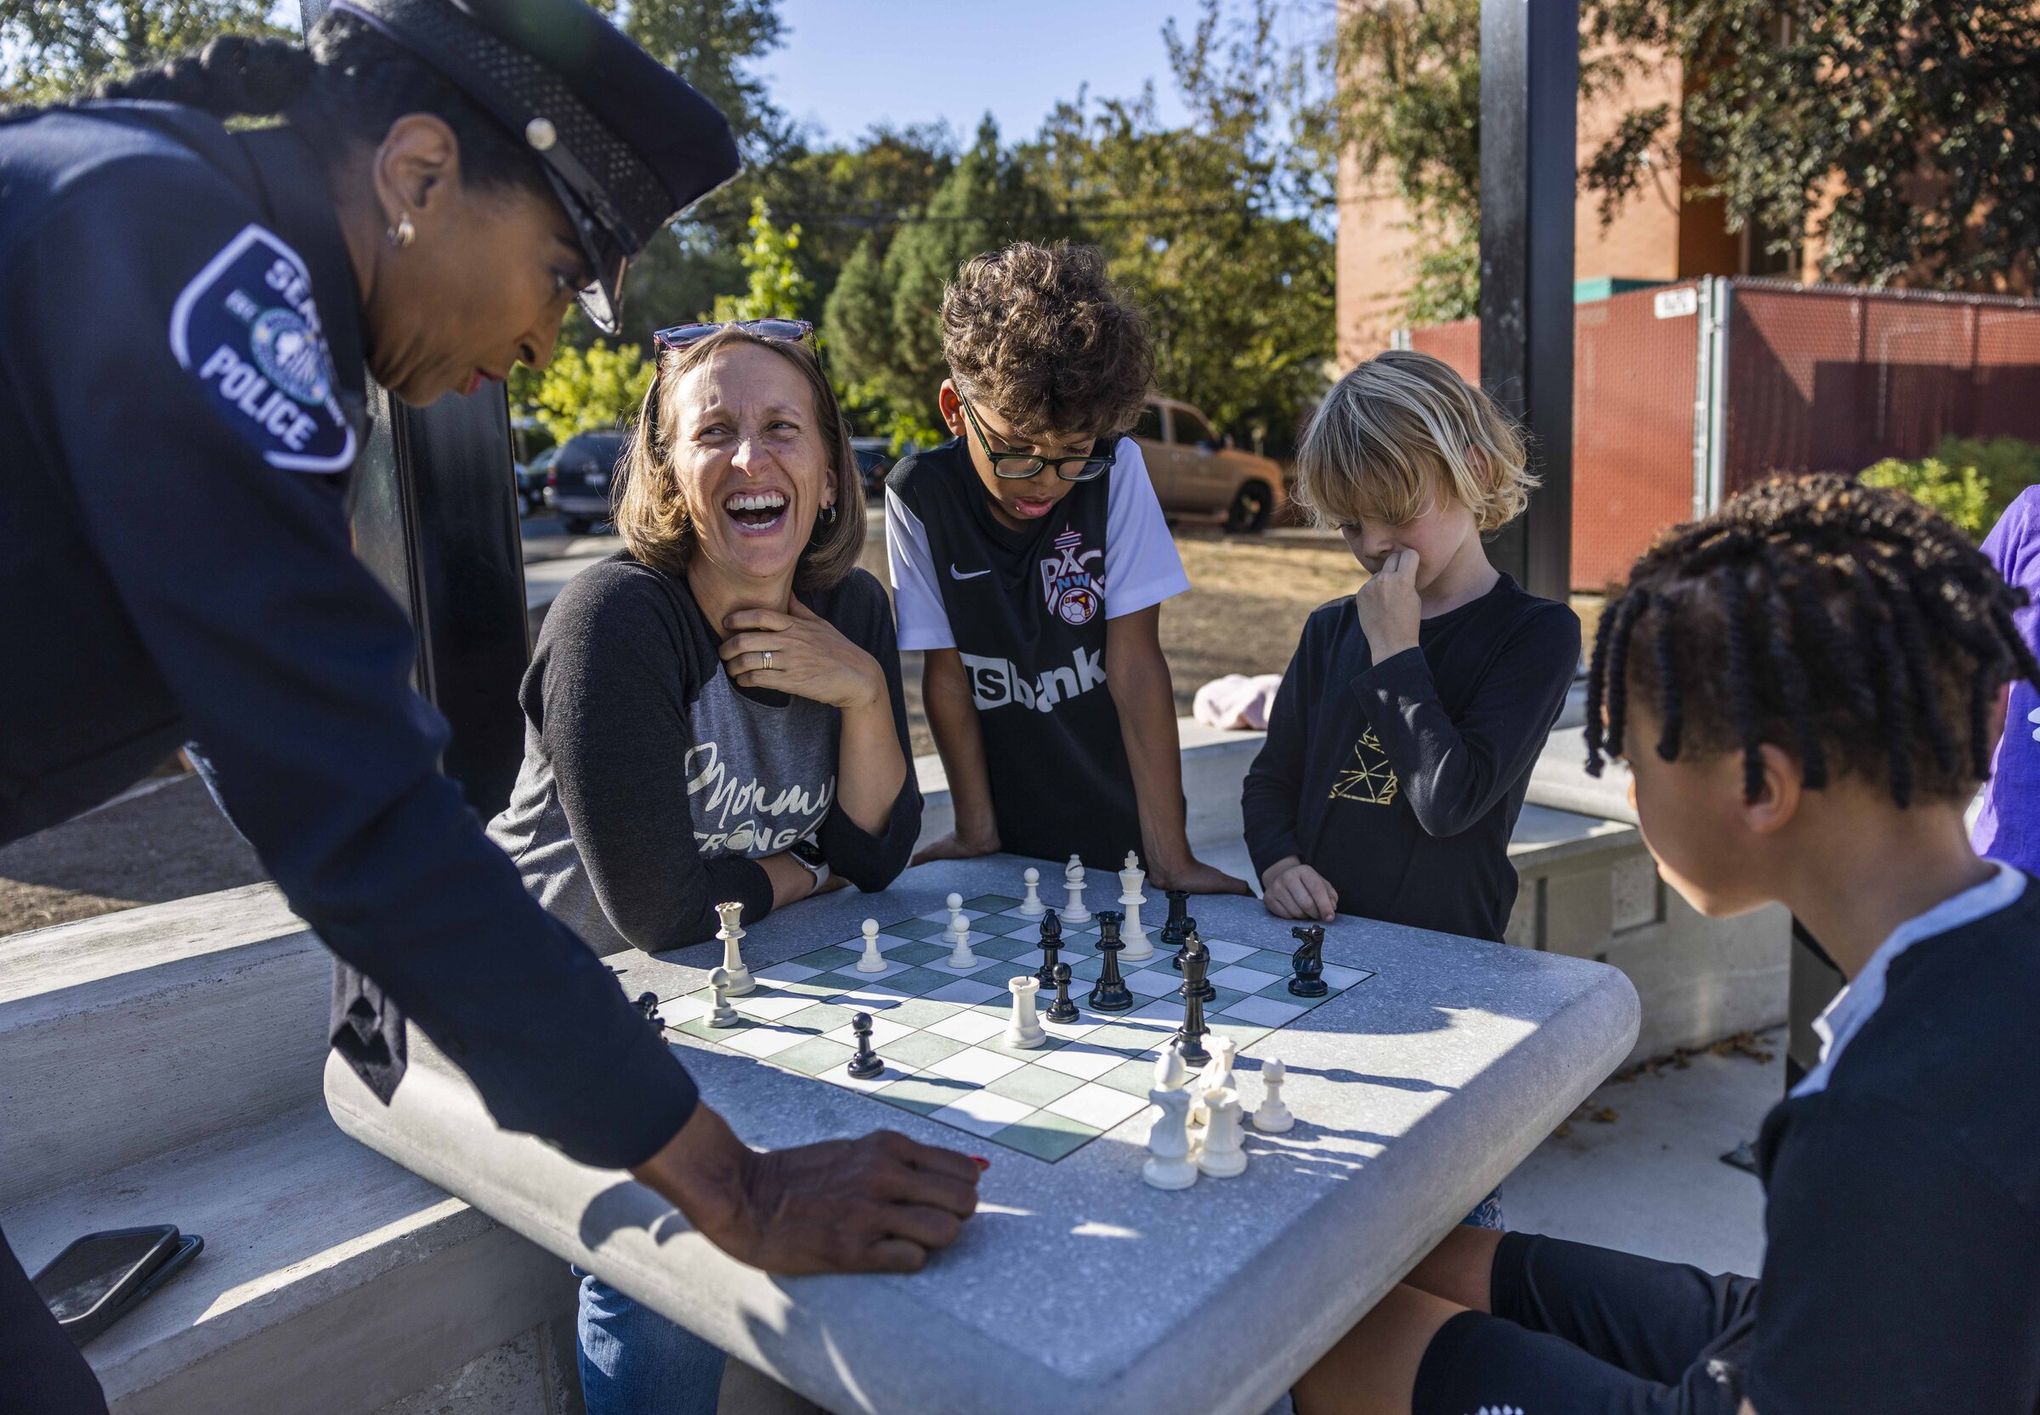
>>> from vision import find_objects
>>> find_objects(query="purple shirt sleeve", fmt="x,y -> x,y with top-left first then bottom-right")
1972,489 -> 2040,875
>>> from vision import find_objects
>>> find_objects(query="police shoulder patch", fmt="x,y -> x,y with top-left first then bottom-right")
168,224 -> 357,473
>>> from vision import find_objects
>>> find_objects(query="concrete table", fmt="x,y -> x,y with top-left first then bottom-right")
326,855 -> 1638,1415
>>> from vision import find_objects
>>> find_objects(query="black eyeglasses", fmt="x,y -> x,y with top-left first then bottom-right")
959,398 -> 1115,482
653,318 -> 817,351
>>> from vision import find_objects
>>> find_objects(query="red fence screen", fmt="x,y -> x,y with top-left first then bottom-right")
1407,280 -> 2040,589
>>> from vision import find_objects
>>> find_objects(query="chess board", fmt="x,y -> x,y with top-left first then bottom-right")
666,893 -> 1375,1162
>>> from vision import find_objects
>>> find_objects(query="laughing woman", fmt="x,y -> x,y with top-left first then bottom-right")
488,321 -> 920,965
489,319 -> 921,1411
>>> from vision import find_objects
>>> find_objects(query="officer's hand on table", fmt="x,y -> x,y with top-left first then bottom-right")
721,600 -> 886,712
1261,856 -> 1338,922
634,1105 -> 982,1275
911,829 -> 1001,868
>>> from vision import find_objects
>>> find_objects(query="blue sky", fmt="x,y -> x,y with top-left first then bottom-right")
759,0 -> 1198,147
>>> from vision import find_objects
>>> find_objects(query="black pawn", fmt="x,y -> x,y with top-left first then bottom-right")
1035,909 -> 1065,989
1288,923 -> 1329,998
846,1011 -> 884,1078
1089,911 -> 1133,1012
1175,939 -> 1212,1067
1164,889 -> 1190,970
1182,920 -> 1216,1001
1046,962 -> 1080,1023
635,991 -> 664,1029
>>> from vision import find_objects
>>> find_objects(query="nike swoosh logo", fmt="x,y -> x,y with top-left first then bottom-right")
949,565 -> 991,580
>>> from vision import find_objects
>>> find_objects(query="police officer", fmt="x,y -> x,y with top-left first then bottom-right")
0,3 -> 980,1408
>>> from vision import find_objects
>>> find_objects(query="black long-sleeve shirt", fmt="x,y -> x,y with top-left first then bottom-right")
1242,575 -> 1579,942
490,556 -> 921,953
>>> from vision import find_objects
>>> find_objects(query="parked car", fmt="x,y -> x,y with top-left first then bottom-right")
548,430 -> 626,534
1132,398 -> 1286,533
850,436 -> 896,497
515,445 -> 558,514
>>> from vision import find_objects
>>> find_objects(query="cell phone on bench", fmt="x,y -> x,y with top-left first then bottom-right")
32,1224 -> 205,1346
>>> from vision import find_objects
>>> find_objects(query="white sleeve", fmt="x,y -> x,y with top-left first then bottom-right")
1103,437 -> 1190,619
884,487 -> 957,651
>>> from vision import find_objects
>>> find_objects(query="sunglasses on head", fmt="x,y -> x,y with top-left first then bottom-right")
652,318 -> 817,351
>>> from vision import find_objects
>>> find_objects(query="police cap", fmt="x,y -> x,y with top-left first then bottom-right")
330,0 -> 740,332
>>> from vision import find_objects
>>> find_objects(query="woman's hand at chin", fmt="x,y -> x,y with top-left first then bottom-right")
719,598 -> 884,709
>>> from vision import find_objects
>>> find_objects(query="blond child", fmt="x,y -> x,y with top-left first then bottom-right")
1242,350 -> 1579,941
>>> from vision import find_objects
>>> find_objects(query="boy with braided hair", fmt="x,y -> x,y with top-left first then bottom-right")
1292,475 -> 2040,1415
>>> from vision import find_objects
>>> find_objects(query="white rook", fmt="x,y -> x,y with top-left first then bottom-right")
1005,975 -> 1046,1049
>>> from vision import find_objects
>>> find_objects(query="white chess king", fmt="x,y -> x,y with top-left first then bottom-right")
1117,851 -> 1152,960
714,900 -> 754,995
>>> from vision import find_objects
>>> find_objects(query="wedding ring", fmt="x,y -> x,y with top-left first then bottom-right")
763,651 -> 774,666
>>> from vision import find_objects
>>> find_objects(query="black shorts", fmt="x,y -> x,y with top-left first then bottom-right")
1412,1231 -> 1760,1415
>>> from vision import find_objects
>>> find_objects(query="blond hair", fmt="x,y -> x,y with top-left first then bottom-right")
1294,350 -> 1535,533
614,327 -> 865,590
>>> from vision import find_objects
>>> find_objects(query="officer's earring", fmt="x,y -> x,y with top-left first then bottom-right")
387,212 -> 416,249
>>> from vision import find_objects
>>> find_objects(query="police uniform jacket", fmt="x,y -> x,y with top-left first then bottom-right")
0,100 -> 696,1169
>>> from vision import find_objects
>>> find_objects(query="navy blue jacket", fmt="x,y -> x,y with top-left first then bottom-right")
0,101 -> 694,1169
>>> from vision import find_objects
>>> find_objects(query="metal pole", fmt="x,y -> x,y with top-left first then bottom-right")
1478,0 -> 1577,602
302,0 -> 535,818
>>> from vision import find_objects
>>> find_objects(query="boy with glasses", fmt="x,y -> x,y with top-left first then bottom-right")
885,241 -> 1244,892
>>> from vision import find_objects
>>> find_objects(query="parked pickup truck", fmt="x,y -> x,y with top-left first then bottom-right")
1132,397 -> 1286,533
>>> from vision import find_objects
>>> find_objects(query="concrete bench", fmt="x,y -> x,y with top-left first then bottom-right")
0,894 -> 585,1415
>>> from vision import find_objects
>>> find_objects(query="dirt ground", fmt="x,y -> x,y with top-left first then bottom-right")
0,528 -> 1370,940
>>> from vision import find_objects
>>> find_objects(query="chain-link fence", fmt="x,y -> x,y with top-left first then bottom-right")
1402,280 -> 2040,590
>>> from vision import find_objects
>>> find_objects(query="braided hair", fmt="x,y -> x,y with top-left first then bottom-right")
80,17 -> 548,198
1585,474 -> 2040,808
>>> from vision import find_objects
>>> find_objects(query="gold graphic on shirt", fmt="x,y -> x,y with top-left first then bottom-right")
1329,728 -> 1399,806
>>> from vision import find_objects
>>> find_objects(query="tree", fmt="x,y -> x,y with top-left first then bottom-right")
1587,1 -> 2040,290
1031,0 -> 1336,448
822,117 -> 1071,446
1,0 -> 289,104
1337,0 -> 2040,316
510,341 -> 654,447
710,196 -> 811,322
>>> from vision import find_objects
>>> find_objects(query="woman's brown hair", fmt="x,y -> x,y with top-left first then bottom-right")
614,327 -> 866,590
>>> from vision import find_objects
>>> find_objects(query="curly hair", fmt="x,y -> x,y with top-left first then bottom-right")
614,327 -> 865,591
940,242 -> 1154,440
1585,474 -> 2040,808
1294,350 -> 1536,534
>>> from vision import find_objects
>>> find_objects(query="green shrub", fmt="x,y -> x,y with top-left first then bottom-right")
1858,435 -> 2040,538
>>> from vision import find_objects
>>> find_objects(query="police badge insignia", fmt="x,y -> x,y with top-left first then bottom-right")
1039,528 -> 1105,627
168,224 -> 356,473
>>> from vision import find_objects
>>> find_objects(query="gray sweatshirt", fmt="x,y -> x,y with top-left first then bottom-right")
488,555 -> 920,955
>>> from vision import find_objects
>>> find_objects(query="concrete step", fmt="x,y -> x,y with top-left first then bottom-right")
2,1103 -> 576,1415
0,883 -> 326,1209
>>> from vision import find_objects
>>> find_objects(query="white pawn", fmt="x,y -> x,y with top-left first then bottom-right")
715,901 -> 754,995
1197,1088 -> 1248,1178
1019,867 -> 1046,918
943,895 -> 978,970
1143,1050 -> 1198,1190
1117,851 -> 1153,960
1253,1057 -> 1295,1134
1005,975 -> 1046,1048
855,918 -> 887,974
1062,854 -> 1091,924
706,966 -> 740,1028
1191,1035 -> 1237,1130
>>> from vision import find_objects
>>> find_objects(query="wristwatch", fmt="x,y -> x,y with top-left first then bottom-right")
789,835 -> 831,893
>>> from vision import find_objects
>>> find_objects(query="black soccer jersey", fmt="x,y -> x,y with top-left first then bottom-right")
885,436 -> 1188,869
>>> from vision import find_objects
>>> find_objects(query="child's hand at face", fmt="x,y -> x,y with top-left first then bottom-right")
1261,856 -> 1338,922
1354,547 -> 1422,663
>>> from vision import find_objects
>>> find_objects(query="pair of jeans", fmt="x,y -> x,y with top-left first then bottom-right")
573,1266 -> 727,1415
